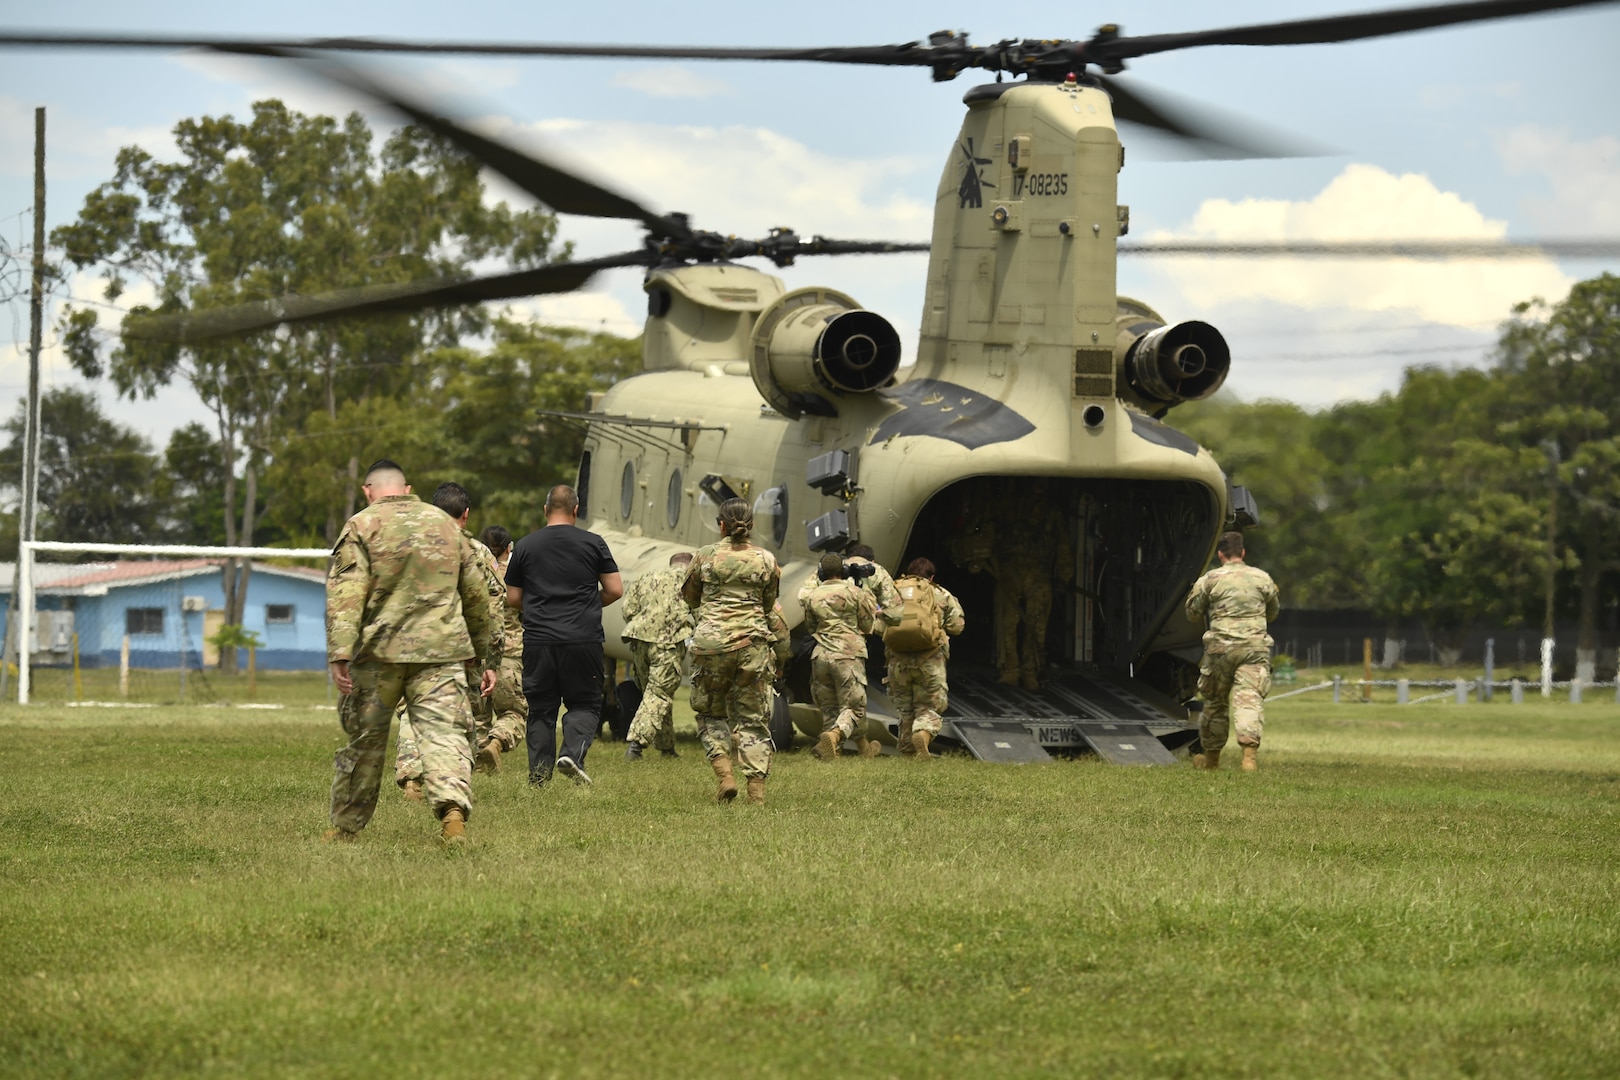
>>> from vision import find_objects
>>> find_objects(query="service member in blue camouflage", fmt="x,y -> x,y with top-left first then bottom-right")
324,460 -> 499,845
1185,531 -> 1280,772
682,498 -> 781,805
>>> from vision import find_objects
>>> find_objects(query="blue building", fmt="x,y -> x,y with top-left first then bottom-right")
0,559 -> 329,671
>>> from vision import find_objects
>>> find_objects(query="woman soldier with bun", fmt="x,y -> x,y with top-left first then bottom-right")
681,497 -> 782,804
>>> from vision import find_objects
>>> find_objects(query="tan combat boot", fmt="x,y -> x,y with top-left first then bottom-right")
440,806 -> 467,844
912,730 -> 932,758
814,729 -> 843,761
746,777 -> 766,805
322,827 -> 357,844
475,739 -> 501,774
857,737 -> 882,758
710,754 -> 738,803
402,779 -> 425,802
1241,746 -> 1259,772
1194,748 -> 1221,769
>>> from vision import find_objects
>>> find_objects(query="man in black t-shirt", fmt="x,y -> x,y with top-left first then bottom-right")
505,484 -> 624,787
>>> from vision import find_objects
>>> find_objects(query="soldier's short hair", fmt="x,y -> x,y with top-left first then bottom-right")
669,552 -> 693,567
818,552 -> 845,579
432,482 -> 471,520
364,458 -> 406,484
479,525 -> 511,558
1217,531 -> 1246,558
905,557 -> 936,580
546,484 -> 580,514
847,543 -> 875,561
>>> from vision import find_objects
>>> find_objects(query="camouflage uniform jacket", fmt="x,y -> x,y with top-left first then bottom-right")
847,557 -> 904,627
326,494 -> 498,669
767,602 -> 792,673
801,579 -> 877,661
1185,560 -> 1279,649
467,531 -> 507,661
497,554 -> 524,659
621,565 -> 695,645
682,541 -> 781,655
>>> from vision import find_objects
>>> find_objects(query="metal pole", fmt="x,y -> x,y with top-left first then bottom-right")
19,541 -> 33,704
1483,637 -> 1494,702
1541,637 -> 1554,698
6,108 -> 45,704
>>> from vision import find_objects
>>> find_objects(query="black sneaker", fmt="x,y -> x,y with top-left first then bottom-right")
625,740 -> 644,761
557,756 -> 592,786
527,769 -> 551,789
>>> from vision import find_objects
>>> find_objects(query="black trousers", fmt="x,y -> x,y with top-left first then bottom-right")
522,642 -> 604,778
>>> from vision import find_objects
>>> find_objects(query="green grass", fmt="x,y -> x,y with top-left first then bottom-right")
22,666 -> 334,707
2,695 -> 1617,1078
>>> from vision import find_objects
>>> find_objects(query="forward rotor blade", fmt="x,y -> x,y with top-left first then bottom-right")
1117,238 -> 1620,258
1098,76 -> 1320,159
0,30 -> 932,65
220,46 -> 684,236
1095,0 -> 1616,63
122,253 -> 650,343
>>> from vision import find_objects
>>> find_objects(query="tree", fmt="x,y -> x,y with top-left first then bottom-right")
260,320 -> 641,544
54,100 -> 564,670
0,386 -> 160,547
1496,272 -> 1620,680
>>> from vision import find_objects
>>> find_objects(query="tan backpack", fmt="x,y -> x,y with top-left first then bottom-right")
884,575 -> 947,653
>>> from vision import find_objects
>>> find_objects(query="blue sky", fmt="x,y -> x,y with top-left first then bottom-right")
2,0 -> 1618,447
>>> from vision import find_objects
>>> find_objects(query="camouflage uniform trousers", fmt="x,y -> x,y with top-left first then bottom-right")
690,640 -> 774,779
888,649 -> 949,736
482,654 -> 527,752
1198,641 -> 1272,754
395,660 -> 484,785
626,639 -> 683,753
332,660 -> 477,832
811,654 -> 868,740
995,572 -> 1052,678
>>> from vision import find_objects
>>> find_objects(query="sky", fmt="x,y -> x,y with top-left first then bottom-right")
1,0 -> 1618,451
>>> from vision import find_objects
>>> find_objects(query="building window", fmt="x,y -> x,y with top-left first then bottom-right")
266,604 -> 294,624
126,608 -> 164,635
666,468 -> 683,528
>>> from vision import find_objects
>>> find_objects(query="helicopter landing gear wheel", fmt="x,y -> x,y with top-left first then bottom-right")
769,686 -> 795,751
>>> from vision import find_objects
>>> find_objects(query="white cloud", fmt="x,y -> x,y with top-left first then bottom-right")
1144,163 -> 1572,328
1496,125 -> 1620,232
0,95 -> 176,182
610,66 -> 732,100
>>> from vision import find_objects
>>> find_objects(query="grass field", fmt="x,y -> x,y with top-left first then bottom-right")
2,694 -> 1617,1078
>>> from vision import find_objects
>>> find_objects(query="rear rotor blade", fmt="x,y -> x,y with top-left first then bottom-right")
1098,76 -> 1320,159
223,46 -> 685,236
123,252 -> 650,343
1095,0 -> 1615,63
1118,238 -> 1620,258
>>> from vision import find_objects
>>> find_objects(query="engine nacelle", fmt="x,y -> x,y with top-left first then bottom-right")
749,287 -> 901,419
1115,311 -> 1230,411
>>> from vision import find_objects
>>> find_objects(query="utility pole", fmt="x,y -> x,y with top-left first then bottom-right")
1541,438 -> 1559,697
3,107 -> 44,703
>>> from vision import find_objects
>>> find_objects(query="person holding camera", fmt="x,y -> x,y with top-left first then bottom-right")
799,552 -> 879,761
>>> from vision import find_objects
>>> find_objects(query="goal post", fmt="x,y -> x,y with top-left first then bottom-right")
14,540 -> 332,706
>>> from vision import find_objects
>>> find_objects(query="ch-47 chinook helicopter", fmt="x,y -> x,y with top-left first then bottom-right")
14,0 -> 1619,762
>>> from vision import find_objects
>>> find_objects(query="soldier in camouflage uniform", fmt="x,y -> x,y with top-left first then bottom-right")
393,483 -> 505,796
622,552 -> 695,760
682,498 -> 781,805
886,557 -> 966,757
799,553 -> 879,760
474,525 -> 527,774
324,460 -> 498,844
1185,531 -> 1280,772
991,480 -> 1072,691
